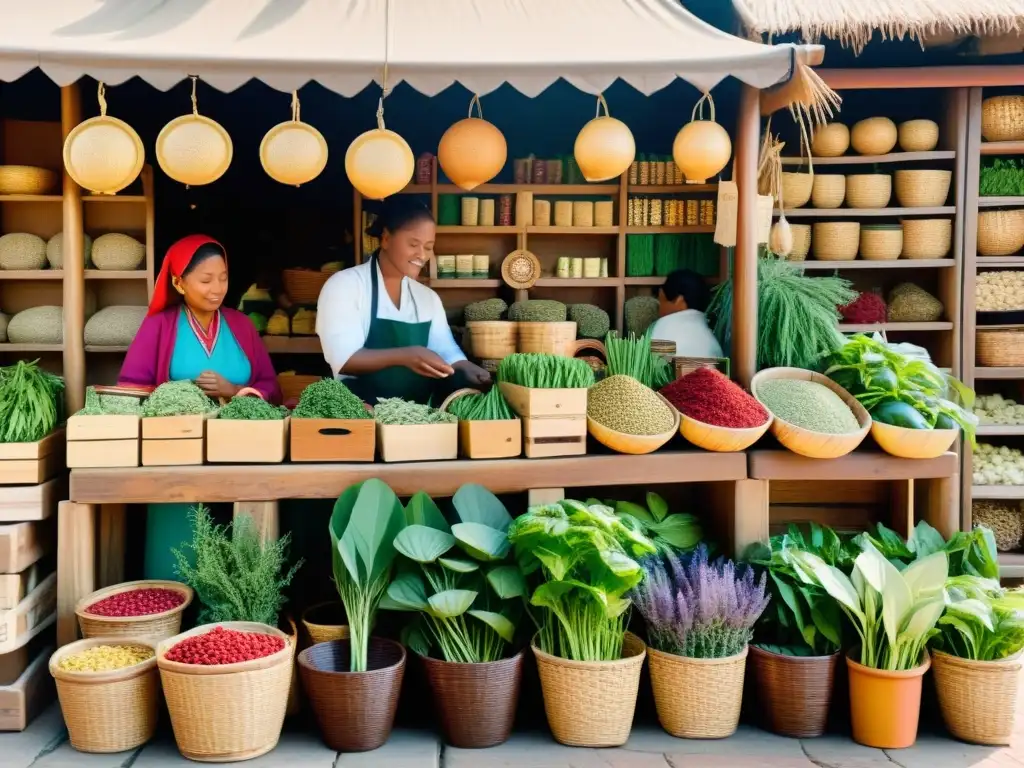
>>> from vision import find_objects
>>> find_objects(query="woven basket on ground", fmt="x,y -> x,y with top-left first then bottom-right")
283,269 -> 330,305
810,123 -> 849,157
894,169 -> 952,207
749,645 -> 839,739
532,632 -> 645,747
977,328 -> 1024,367
301,602 -> 350,645
982,96 -> 1024,143
76,580 -> 193,642
812,222 -> 860,261
901,218 -> 952,259
779,172 -> 813,208
787,224 -> 811,261
860,225 -> 903,261
846,174 -> 891,209
50,638 -> 160,753
931,650 -> 1021,746
851,117 -> 898,155
898,120 -> 939,152
0,165 -> 57,195
277,373 -> 321,405
648,645 -> 747,738
811,175 -> 845,209
978,209 -> 1024,257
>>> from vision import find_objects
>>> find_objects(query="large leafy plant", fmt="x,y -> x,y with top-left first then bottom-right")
606,492 -> 702,553
328,479 -> 407,672
934,575 -> 1024,662
383,484 -> 525,663
508,499 -> 656,662
854,520 -> 999,581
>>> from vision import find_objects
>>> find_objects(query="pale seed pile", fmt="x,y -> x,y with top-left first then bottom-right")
58,644 -> 154,672
756,379 -> 860,434
588,375 -> 675,436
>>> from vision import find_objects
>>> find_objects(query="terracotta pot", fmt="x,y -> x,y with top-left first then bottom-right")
932,649 -> 1022,745
298,638 -> 405,752
749,645 -> 839,738
419,650 -> 524,748
648,645 -> 746,739
847,652 -> 930,749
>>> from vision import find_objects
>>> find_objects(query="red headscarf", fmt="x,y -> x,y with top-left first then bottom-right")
148,235 -> 226,317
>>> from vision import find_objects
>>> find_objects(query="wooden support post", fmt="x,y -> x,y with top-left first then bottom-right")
97,504 -> 126,588
57,501 -> 95,646
889,480 -> 915,540
733,84 -> 761,388
731,479 -> 770,559
921,474 -> 960,540
60,83 -> 85,413
527,488 -> 565,506
233,500 -> 279,543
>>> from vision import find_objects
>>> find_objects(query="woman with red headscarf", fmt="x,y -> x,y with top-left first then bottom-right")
119,235 -> 281,580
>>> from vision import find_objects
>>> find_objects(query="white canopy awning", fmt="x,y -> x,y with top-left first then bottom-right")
0,0 -> 819,97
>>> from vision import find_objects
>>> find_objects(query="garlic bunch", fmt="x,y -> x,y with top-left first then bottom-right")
973,442 -> 1024,486
975,393 -> 1024,426
976,271 -> 1024,312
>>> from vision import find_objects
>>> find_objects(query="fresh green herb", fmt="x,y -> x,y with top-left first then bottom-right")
0,360 -> 64,442
446,387 -> 515,421
171,504 -> 303,626
508,300 -> 566,322
934,576 -> 1024,661
609,492 -> 702,554
218,395 -> 287,420
496,353 -> 594,389
293,378 -> 371,419
604,330 -> 672,389
980,158 -> 1024,197
77,386 -> 141,416
374,398 -> 456,425
463,298 -> 508,322
142,381 -> 216,417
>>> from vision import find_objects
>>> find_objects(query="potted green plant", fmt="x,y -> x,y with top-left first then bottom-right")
790,541 -> 948,749
633,545 -> 768,739
608,492 -> 703,553
297,479 -> 407,752
508,499 -> 655,747
746,523 -> 847,738
383,484 -> 525,748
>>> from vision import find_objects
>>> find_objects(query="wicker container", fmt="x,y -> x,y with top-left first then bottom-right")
301,602 -> 349,645
515,192 -> 533,226
810,123 -> 850,157
76,580 -> 193,642
894,169 -> 952,207
460,197 -> 479,226
532,632 -> 646,747
282,269 -> 330,305
157,622 -> 292,762
978,209 -> 1024,257
788,224 -> 812,261
860,225 -> 903,261
553,201 -> 572,227
595,200 -> 614,227
901,218 -> 952,259
298,638 -> 406,752
931,649 -> 1021,746
812,222 -> 860,261
517,321 -> 577,356
811,174 -> 846,209
420,651 -> 523,748
846,174 -> 892,209
466,320 -> 516,359
533,199 -> 551,227
648,645 -> 747,739
780,172 -> 813,208
898,120 -> 940,152
276,373 -> 320,404
572,201 -> 594,227
0,165 -> 57,195
851,117 -> 898,155
749,645 -> 839,738
982,96 -> 1024,142
977,328 -> 1024,367
50,638 -> 160,753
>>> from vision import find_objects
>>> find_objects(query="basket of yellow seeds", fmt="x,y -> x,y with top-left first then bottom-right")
50,638 -> 160,753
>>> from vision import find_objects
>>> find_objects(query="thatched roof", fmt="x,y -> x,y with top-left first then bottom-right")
732,0 -> 1024,53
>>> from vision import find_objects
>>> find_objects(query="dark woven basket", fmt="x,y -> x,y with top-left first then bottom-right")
419,650 -> 524,748
749,645 -> 839,738
297,638 -> 406,752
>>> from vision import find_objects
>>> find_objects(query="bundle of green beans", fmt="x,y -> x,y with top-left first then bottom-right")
293,378 -> 371,419
77,386 -> 142,416
446,386 -> 516,421
374,397 -> 457,425
218,395 -> 288,420
142,381 -> 216,417
496,353 -> 595,389
0,360 -> 65,443
604,330 -> 673,390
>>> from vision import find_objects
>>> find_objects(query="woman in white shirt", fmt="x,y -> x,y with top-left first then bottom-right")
648,269 -> 724,360
316,200 -> 491,404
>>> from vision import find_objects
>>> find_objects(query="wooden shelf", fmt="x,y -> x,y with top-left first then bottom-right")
84,345 -> 129,353
437,184 -> 619,195
0,270 -> 62,280
435,226 -> 519,235
981,142 -> 1024,156
0,343 -> 62,352
976,425 -> 1024,437
781,151 -> 955,165
838,322 -> 954,332
625,225 -> 715,233
999,553 -> 1024,578
749,450 -> 957,481
527,226 -> 618,235
625,277 -> 667,285
976,257 -> 1024,267
430,279 -> 502,289
777,207 -> 955,218
261,336 -> 322,354
533,277 -> 619,287
972,486 -> 1024,500
82,195 -> 146,204
0,194 -> 61,202
798,259 -> 955,270
628,184 -> 718,193
979,196 -> 1024,208
84,270 -> 147,280
974,368 -> 1024,380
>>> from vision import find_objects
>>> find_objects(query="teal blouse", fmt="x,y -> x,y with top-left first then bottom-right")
168,309 -> 252,385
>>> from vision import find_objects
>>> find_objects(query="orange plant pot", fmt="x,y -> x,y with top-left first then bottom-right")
847,652 -> 930,749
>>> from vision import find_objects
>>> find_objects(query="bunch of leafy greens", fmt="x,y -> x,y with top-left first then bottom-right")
508,499 -> 656,662
329,479 -> 406,672
853,520 -> 999,581
0,360 -> 65,442
822,334 -> 977,443
603,329 -> 672,390
980,158 -> 1024,197
606,492 -> 702,554
382,485 -> 524,663
171,504 -> 303,626
143,380 -> 216,417
934,575 -> 1024,661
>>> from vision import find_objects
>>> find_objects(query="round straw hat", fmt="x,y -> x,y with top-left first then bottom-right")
156,77 -> 232,186
260,92 -> 328,187
63,83 -> 144,195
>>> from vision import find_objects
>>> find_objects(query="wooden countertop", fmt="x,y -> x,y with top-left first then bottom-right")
69,450 -> 747,503
748,450 -> 958,481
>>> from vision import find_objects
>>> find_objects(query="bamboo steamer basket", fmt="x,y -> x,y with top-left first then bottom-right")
751,367 -> 871,459
679,411 -> 771,452
811,175 -> 846,209
810,123 -> 850,157
898,120 -> 939,152
157,621 -> 292,762
931,649 -> 1021,746
977,328 -> 1024,367
0,165 -> 57,195
283,268 -> 331,304
894,169 -> 952,207
50,638 -> 160,753
851,117 -> 898,155
788,224 -> 812,261
587,393 -> 680,455
860,225 -> 903,261
76,580 -> 193,642
260,94 -> 328,187
779,172 -> 813,208
978,209 -> 1024,257
648,645 -> 747,739
845,174 -> 892,209
982,96 -> 1024,142
871,420 -> 957,459
812,222 -> 860,261
301,602 -> 349,644
901,218 -> 952,259
517,321 -> 577,356
63,84 -> 145,195
466,320 -> 516,359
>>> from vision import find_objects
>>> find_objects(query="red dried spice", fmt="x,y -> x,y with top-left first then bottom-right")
86,587 -> 185,617
164,626 -> 285,666
660,368 -> 768,429
840,291 -> 887,324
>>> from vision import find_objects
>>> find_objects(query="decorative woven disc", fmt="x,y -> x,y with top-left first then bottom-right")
501,249 -> 541,289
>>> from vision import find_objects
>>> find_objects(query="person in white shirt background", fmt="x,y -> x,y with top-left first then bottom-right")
648,269 -> 724,359
316,199 -> 491,404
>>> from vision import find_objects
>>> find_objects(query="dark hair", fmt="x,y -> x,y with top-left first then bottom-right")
365,198 -> 434,239
661,269 -> 711,313
182,243 -> 226,277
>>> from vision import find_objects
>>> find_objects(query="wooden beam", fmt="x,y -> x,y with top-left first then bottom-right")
749,450 -> 958,481
97,503 -> 126,588
733,84 -> 760,387
57,501 -> 94,646
233,500 -> 279,543
817,66 -> 1024,90
60,83 -> 85,412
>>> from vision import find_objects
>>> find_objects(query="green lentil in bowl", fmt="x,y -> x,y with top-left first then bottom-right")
756,379 -> 861,434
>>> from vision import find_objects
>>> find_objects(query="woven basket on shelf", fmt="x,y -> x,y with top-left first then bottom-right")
277,373 -> 320,404
846,174 -> 892,209
283,269 -> 330,305
648,645 -> 747,739
811,175 -> 846,209
460,197 -> 479,226
533,199 -> 551,226
572,201 -> 594,227
931,649 -> 1021,746
894,169 -> 952,207
860,225 -> 903,261
982,96 -> 1024,143
779,172 -> 813,208
851,117 -> 898,155
554,201 -> 573,227
787,224 -> 812,261
810,123 -> 849,157
301,602 -> 350,645
898,120 -> 939,152
594,200 -> 614,227
76,580 -> 193,642
901,218 -> 952,259
0,165 -> 58,195
977,328 -> 1024,367
978,209 -> 1024,257
812,222 -> 860,261
466,320 -> 516,359
50,639 -> 160,753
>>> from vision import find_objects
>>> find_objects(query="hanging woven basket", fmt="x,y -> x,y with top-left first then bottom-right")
260,92 -> 328,187
673,92 -> 732,184
574,94 -> 635,183
63,83 -> 144,195
500,249 -> 541,289
156,77 -> 233,187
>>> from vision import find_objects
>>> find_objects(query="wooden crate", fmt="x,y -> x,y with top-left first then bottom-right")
0,644 -> 53,731
0,429 -> 65,485
66,414 -> 140,468
0,522 -> 51,574
459,419 -> 522,459
523,416 -> 587,458
290,418 -> 376,462
498,383 -> 588,418
0,574 -> 55,653
142,438 -> 203,466
207,417 -> 289,463
142,414 -> 207,439
377,422 -> 458,463
0,477 -> 64,523
0,559 -> 49,610
0,626 -> 50,686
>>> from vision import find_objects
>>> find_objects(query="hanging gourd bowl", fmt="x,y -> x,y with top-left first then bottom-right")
261,121 -> 328,187
438,107 -> 507,191
346,128 -> 414,200
574,95 -> 635,183
673,92 -> 732,184
63,115 -> 144,195
156,114 -> 233,186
